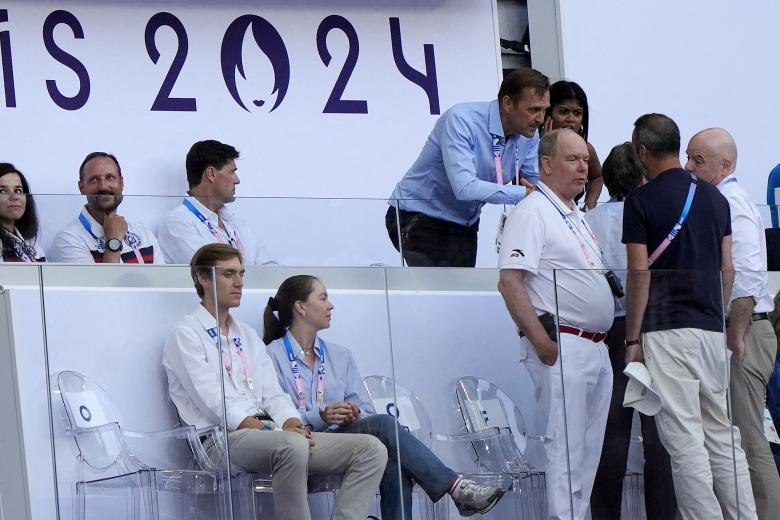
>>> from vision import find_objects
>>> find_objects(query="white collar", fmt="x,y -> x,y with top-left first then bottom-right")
186,195 -> 234,222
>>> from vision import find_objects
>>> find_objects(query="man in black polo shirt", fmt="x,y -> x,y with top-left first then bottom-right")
622,114 -> 757,519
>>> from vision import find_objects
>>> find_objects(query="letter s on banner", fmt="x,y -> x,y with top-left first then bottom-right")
43,10 -> 90,110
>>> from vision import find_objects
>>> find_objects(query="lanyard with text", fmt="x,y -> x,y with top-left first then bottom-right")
282,333 -> 327,414
537,186 -> 607,269
491,135 -> 520,185
206,328 -> 255,395
79,213 -> 145,263
182,198 -> 246,255
648,175 -> 698,266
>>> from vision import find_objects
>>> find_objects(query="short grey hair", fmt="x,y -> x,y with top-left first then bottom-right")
538,128 -> 573,171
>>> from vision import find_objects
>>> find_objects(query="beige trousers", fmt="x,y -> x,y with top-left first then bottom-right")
729,319 -> 780,520
208,429 -> 387,520
644,328 -> 757,520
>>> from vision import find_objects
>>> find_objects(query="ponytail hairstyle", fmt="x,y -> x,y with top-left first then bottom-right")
263,275 -> 319,345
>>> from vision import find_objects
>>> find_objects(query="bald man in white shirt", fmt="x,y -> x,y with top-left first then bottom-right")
685,128 -> 780,519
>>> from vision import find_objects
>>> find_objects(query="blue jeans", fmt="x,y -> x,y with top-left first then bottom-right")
333,413 -> 457,520
767,355 -> 780,473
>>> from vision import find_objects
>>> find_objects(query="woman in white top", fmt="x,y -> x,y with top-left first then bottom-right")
0,163 -> 45,262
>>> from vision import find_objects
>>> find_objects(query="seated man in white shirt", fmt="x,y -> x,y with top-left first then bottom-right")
51,152 -> 163,263
163,243 -> 386,520
158,140 -> 275,265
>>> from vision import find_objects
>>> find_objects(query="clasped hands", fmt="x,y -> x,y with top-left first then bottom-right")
320,401 -> 360,426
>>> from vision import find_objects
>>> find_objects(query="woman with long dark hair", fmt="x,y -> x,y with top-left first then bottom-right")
543,80 -> 603,209
0,163 -> 45,262
263,275 -> 506,519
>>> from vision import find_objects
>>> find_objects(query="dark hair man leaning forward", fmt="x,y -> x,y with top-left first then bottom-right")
162,243 -> 387,520
498,129 -> 615,519
624,114 -> 757,519
386,67 -> 549,267
684,127 -> 780,519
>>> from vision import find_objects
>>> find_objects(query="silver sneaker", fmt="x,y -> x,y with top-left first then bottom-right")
450,478 -> 507,517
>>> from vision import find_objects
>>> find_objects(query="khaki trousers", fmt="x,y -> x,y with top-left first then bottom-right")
208,429 -> 387,520
644,328 -> 757,520
729,319 -> 780,520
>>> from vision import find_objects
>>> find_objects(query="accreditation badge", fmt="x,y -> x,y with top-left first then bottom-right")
495,204 -> 511,254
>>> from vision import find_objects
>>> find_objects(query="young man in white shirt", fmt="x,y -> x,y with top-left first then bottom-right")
51,152 -> 163,263
157,140 -> 275,265
685,127 -> 780,519
163,243 -> 386,520
497,129 -> 615,519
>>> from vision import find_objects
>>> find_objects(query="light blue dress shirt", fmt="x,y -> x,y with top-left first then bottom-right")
389,99 -> 539,227
267,335 -> 375,432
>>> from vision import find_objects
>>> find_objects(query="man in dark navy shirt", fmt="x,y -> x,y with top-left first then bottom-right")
622,113 -> 757,519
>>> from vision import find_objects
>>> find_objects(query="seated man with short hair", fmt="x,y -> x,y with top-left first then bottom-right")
157,140 -> 275,265
163,243 -> 386,520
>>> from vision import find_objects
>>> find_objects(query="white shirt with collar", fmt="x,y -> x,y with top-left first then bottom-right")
717,174 -> 773,313
163,304 -> 300,431
157,196 -> 276,265
50,207 -> 163,264
498,182 -> 615,332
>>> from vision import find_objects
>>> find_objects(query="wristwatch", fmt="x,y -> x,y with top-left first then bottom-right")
106,238 -> 122,253
625,339 -> 641,347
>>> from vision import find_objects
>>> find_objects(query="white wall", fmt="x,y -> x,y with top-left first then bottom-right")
557,0 -> 778,206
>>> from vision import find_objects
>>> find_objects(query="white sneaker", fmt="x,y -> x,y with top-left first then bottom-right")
450,477 -> 506,517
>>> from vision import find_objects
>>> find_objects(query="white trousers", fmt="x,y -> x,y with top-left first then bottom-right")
644,328 -> 757,520
521,335 -> 612,520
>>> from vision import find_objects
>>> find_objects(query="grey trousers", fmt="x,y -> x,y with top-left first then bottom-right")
208,429 -> 387,520
730,319 -> 780,520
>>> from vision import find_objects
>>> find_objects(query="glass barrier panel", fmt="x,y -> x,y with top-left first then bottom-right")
384,267 -> 547,519
225,266 -> 395,519
0,265 -> 50,520
32,194 -> 405,268
39,264 -> 231,520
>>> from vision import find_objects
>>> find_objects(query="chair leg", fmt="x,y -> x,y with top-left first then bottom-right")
73,482 -> 86,520
139,472 -> 160,520
130,485 -> 141,520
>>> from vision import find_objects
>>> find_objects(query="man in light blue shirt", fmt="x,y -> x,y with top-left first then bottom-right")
385,67 -> 549,267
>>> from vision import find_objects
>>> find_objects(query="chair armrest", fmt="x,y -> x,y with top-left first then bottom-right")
72,422 -> 150,472
124,425 -> 196,440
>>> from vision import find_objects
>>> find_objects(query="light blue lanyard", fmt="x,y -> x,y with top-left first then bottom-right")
79,213 -> 103,244
282,333 -> 327,413
647,174 -> 698,266
182,198 -> 243,252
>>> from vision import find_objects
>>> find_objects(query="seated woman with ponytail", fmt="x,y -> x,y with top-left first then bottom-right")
264,275 -> 506,519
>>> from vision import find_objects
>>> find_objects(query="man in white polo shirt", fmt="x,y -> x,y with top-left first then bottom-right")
498,128 -> 615,520
157,140 -> 275,265
685,127 -> 780,519
50,152 -> 163,263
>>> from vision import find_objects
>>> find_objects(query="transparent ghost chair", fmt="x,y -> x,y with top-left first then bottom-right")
363,375 -> 515,520
454,376 -> 547,519
55,370 -> 229,520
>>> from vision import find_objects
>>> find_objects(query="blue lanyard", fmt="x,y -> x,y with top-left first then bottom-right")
183,198 -> 243,251
79,212 -> 103,243
282,333 -> 327,413
721,177 -> 737,186
647,174 -> 698,266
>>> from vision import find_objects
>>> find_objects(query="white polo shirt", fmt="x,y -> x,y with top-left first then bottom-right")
498,182 -> 614,333
1,228 -> 46,262
157,196 -> 276,265
50,207 -> 163,264
163,304 -> 300,431
717,174 -> 773,313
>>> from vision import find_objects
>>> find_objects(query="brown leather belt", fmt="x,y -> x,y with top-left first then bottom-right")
558,325 -> 608,343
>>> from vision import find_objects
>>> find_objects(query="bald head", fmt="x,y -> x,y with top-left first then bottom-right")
684,127 -> 737,185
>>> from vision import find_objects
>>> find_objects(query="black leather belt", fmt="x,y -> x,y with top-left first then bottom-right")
726,312 -> 769,328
